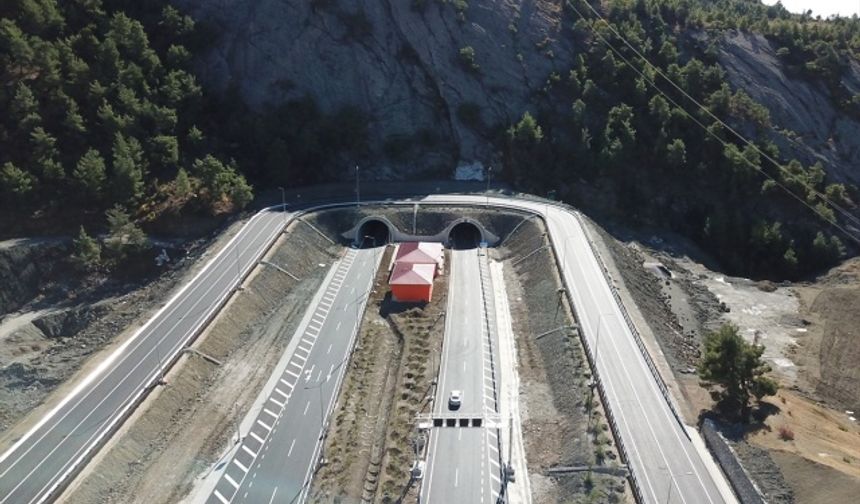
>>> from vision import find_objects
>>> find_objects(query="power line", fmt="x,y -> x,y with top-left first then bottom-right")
575,0 -> 860,230
565,0 -> 860,246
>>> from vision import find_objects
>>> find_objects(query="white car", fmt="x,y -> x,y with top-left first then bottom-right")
448,390 -> 462,410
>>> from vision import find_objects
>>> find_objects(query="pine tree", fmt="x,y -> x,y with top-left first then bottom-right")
110,133 -> 146,204
698,324 -> 778,421
0,161 -> 36,197
74,148 -> 107,197
72,226 -> 101,270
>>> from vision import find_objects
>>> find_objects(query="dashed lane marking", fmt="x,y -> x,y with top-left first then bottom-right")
288,439 -> 296,458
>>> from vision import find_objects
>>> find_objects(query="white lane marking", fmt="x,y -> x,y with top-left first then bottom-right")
303,401 -> 311,416
263,408 -> 278,419
294,353 -> 307,362
213,490 -> 230,504
242,444 -> 257,457
351,287 -> 356,294
289,361 -> 303,371
224,472 -> 240,488
455,468 -> 459,487
288,439 -> 296,457
336,321 -> 342,331
298,342 -> 312,352
256,420 -> 272,431
274,388 -> 289,399
269,397 -> 285,408
268,486 -> 279,504
250,431 -> 265,443
285,369 -> 300,379
233,459 -> 249,472
327,344 -> 333,354
279,378 -> 293,388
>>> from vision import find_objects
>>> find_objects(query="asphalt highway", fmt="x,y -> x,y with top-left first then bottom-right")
418,194 -> 732,504
0,193 -> 732,504
420,248 -> 502,504
0,208 -> 289,504
207,245 -> 383,504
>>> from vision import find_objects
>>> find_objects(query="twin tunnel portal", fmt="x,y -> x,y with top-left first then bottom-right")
354,217 -> 487,250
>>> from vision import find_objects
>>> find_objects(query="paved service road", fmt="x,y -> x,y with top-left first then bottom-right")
0,208 -> 288,504
208,246 -> 384,504
421,248 -> 502,504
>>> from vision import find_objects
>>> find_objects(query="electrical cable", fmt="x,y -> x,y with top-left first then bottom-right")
566,0 -> 860,245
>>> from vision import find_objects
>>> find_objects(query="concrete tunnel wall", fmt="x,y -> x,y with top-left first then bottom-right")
343,215 -> 500,247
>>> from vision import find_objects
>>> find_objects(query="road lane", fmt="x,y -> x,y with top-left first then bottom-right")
207,246 -> 384,504
422,248 -> 501,504
0,209 -> 287,504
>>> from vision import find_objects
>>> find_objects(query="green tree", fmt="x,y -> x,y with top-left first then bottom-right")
10,82 -> 41,132
1,161 -> 36,197
104,205 -> 147,258
191,155 -> 253,209
110,133 -> 146,203
666,138 -> 686,168
71,225 -> 101,270
174,167 -> 192,197
74,148 -> 107,197
698,324 -> 778,421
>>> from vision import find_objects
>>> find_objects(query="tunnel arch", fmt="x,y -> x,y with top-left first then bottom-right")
447,220 -> 483,249
356,218 -> 391,247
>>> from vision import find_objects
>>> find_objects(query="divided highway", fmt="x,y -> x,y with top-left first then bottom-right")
420,248 -> 502,504
0,193 -> 734,504
208,246 -> 384,504
0,208 -> 288,504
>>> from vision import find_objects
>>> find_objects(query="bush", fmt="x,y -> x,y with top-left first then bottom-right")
778,425 -> 795,441
458,46 -> 480,73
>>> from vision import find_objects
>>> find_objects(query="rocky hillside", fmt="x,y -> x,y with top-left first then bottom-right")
718,31 -> 860,186
176,0 -> 577,176
178,0 -> 859,184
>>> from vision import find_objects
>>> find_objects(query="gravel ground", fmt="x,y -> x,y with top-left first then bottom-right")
309,247 -> 449,503
499,218 -> 629,504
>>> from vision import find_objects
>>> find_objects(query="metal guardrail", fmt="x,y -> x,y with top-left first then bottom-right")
574,214 -> 689,437
541,219 -> 646,504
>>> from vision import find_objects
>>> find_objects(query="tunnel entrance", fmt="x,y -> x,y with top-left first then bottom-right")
448,222 -> 482,250
357,219 -> 390,248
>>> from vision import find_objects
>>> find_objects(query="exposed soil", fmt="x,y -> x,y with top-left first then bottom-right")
0,217 -> 246,451
308,247 -> 448,503
588,218 -> 860,504
58,219 -> 339,503
498,218 -> 629,504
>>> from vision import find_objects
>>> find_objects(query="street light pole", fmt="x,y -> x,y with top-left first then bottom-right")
355,165 -> 360,207
486,165 -> 492,208
278,186 -> 287,226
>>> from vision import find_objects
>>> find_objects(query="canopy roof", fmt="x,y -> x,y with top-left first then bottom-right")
395,242 -> 444,266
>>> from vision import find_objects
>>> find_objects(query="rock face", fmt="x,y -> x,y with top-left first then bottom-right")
717,31 -> 860,185
173,0 -> 575,176
176,1 -> 858,183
